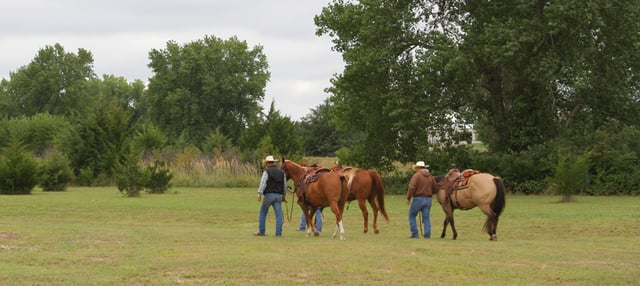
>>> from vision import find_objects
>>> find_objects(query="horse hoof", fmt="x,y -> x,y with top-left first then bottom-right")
374,229 -> 380,234
314,232 -> 320,237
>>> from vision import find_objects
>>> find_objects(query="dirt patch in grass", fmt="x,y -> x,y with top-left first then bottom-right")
0,232 -> 20,240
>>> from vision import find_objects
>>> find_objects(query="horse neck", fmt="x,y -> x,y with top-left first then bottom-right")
284,161 -> 306,182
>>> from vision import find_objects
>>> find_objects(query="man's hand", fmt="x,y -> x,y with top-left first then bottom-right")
257,195 -> 262,202
406,199 -> 411,205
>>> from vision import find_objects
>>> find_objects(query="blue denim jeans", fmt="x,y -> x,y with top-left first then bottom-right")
298,208 -> 323,231
408,196 -> 432,238
258,193 -> 283,236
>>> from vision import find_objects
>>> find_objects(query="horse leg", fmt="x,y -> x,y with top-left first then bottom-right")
302,206 -> 313,238
328,201 -> 345,240
367,195 -> 380,234
449,213 -> 457,240
479,205 -> 498,240
310,210 -> 320,237
440,204 -> 457,239
490,215 -> 499,241
357,198 -> 369,233
440,217 -> 448,239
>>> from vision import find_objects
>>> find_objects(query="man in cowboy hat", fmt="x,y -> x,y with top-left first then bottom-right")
406,160 -> 437,238
254,155 -> 286,237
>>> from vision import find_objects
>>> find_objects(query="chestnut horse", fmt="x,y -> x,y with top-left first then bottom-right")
435,170 -> 506,241
331,165 -> 390,234
281,159 -> 349,240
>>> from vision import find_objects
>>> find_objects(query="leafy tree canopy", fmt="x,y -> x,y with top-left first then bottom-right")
316,0 -> 640,169
1,43 -> 96,119
145,35 -> 270,148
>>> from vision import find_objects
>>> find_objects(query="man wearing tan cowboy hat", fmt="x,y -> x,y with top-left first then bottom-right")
254,155 -> 286,237
406,160 -> 437,238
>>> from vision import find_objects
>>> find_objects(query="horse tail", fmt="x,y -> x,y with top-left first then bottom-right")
484,177 -> 506,233
491,177 -> 506,217
339,175 -> 348,205
370,170 -> 390,222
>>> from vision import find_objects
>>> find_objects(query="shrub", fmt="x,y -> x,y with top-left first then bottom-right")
588,126 -> 640,195
145,160 -> 172,194
116,162 -> 147,197
116,152 -> 147,197
40,150 -> 74,192
548,151 -> 591,202
0,141 -> 40,195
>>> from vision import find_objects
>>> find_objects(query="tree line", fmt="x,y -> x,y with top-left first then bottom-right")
316,0 -> 640,196
0,37 -> 338,194
2,1 -> 640,196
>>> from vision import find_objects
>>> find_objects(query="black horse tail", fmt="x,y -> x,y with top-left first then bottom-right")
370,170 -> 390,222
492,177 -> 506,217
483,177 -> 506,234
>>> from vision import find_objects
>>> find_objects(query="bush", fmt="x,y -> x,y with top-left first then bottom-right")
0,141 -> 40,195
145,160 -> 172,194
40,150 -> 74,192
116,162 -> 147,197
116,152 -> 147,197
588,125 -> 640,195
548,151 -> 590,202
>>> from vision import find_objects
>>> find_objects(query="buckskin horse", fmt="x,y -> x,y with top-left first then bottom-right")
330,165 -> 390,234
281,159 -> 349,240
435,169 -> 506,241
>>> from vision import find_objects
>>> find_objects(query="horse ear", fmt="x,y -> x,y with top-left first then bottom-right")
281,157 -> 285,163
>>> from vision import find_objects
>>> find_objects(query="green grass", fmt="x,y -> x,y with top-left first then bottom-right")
1,188 -> 639,285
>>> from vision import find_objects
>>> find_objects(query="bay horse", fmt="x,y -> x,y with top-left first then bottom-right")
281,159 -> 349,240
330,165 -> 390,234
435,169 -> 506,241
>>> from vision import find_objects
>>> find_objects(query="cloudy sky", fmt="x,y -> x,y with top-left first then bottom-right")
0,0 -> 344,120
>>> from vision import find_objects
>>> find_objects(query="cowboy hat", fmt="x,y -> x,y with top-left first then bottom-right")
412,161 -> 429,171
263,155 -> 277,162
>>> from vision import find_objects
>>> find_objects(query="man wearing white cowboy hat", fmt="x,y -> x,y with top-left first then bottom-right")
254,155 -> 286,237
406,160 -> 437,238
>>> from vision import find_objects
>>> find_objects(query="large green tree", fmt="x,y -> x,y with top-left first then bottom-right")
316,0 -> 640,168
298,98 -> 341,157
89,75 -> 146,113
455,0 -> 640,152
0,43 -> 96,118
66,101 -> 138,185
316,0 -> 457,168
238,101 -> 302,159
145,35 -> 270,147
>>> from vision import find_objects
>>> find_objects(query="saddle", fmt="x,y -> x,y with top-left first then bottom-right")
332,166 -> 353,173
299,167 -> 331,206
304,167 -> 330,184
445,169 -> 481,209
446,169 -> 480,189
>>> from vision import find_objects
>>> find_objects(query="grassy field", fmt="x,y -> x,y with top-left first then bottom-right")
1,188 -> 639,285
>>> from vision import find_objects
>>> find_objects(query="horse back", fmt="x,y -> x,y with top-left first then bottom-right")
307,171 -> 348,206
466,173 -> 499,206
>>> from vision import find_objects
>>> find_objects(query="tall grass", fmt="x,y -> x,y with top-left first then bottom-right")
145,147 -> 260,188
161,154 -> 339,188
1,189 -> 639,285
169,156 -> 259,188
